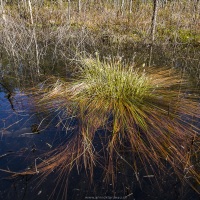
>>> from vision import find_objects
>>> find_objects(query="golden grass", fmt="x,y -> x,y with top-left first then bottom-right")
22,56 -> 199,194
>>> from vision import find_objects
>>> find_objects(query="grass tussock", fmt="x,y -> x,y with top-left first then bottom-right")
26,56 -> 200,191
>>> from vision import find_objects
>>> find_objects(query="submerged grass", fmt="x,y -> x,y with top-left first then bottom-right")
20,56 -> 199,195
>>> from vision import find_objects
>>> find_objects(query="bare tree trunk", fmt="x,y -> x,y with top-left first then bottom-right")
149,0 -> 158,67
121,0 -> 125,16
129,0 -> 133,14
151,0 -> 158,44
28,0 -> 40,75
0,0 -> 5,61
114,0 -> 120,10
68,0 -> 71,21
0,0 -> 4,14
78,0 -> 81,13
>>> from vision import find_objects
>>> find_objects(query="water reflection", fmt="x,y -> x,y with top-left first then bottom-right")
0,43 -> 200,199
0,79 -> 199,200
0,87 -> 67,200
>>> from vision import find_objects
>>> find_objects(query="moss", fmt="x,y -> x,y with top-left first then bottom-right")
178,29 -> 194,43
157,25 -> 200,44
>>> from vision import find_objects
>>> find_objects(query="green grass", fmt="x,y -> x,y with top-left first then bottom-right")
27,56 -> 199,191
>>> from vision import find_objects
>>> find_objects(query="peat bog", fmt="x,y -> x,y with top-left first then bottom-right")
0,1 -> 200,200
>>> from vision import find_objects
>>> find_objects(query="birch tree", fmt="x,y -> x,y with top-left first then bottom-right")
78,0 -> 81,13
28,0 -> 40,74
68,0 -> 71,21
129,0 -> 133,14
149,0 -> 159,66
151,0 -> 159,43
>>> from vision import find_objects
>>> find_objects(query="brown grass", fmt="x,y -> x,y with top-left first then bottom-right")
16,57 -> 200,196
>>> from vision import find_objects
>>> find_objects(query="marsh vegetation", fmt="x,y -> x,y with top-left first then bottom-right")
0,1 -> 200,200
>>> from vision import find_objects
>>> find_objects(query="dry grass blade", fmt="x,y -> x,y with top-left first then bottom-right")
18,56 -> 200,194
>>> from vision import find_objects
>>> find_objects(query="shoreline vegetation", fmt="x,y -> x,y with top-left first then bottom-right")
0,1 -> 200,84
37,56 -> 200,180
0,0 -> 200,199
5,56 -> 200,197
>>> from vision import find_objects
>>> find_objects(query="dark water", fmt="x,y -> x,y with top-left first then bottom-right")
0,83 -> 199,200
0,87 -> 68,200
0,43 -> 200,199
